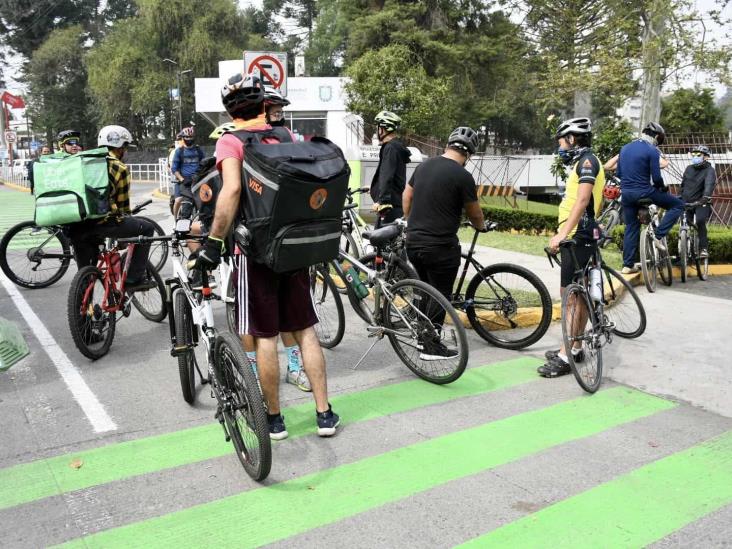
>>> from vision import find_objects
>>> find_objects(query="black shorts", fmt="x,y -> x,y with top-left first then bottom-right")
233,255 -> 318,338
560,239 -> 597,288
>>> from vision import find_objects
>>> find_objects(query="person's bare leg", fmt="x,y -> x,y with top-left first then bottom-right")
255,336 -> 280,414
173,197 -> 182,219
186,221 -> 201,254
292,327 -> 328,412
241,334 -> 255,352
280,332 -> 296,347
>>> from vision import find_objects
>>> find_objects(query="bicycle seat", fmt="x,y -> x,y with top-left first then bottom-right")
637,198 -> 653,206
559,238 -> 577,249
362,224 -> 400,247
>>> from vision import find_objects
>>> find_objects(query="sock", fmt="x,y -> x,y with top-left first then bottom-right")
571,347 -> 583,356
285,345 -> 301,373
246,351 -> 258,378
557,352 -> 569,364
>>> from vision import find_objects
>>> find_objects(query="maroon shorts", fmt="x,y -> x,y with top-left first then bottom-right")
233,255 -> 318,338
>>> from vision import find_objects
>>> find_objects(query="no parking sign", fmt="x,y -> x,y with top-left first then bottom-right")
244,51 -> 288,96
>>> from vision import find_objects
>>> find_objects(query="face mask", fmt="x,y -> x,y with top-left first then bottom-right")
184,139 -> 195,147
691,156 -> 703,166
557,147 -> 573,164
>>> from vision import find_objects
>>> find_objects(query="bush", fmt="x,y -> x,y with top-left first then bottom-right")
481,206 -> 557,234
610,224 -> 732,264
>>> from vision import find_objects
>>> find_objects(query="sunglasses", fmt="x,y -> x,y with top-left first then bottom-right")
64,140 -> 81,146
691,152 -> 703,157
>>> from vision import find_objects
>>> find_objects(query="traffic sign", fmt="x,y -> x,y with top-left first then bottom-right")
4,131 -> 16,144
244,51 -> 288,96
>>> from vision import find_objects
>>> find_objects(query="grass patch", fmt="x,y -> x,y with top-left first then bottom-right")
459,228 -> 624,270
479,196 -> 559,217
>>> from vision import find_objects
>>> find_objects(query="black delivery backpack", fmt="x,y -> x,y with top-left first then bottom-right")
231,131 -> 350,273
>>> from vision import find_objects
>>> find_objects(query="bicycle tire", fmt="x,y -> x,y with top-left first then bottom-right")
694,232 -> 709,281
214,332 -> 271,481
225,266 -> 237,333
137,216 -> 169,273
67,265 -> 116,360
601,266 -> 646,339
383,278 -> 468,384
640,227 -> 657,293
678,229 -> 688,283
560,283 -> 602,393
337,231 -> 360,294
465,263 -> 552,350
597,209 -> 620,248
657,239 -> 673,287
0,221 -> 72,288
130,261 -> 168,322
310,264 -> 345,349
174,289 -> 197,404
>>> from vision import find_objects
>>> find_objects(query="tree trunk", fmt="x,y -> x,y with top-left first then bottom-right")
639,1 -> 667,129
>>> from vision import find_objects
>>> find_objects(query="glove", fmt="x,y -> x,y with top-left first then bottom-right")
702,196 -> 712,205
192,236 -> 224,269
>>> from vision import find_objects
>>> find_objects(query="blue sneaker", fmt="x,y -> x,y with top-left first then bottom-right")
316,405 -> 340,437
267,413 -> 288,440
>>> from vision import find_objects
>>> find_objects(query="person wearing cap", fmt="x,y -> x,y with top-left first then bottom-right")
680,145 -> 716,258
539,117 -> 605,378
617,122 -> 684,274
370,110 -> 411,226
402,126 -> 485,361
171,126 -> 204,217
56,130 -> 83,155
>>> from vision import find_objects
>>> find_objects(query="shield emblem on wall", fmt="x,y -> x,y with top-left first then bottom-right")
319,85 -> 333,102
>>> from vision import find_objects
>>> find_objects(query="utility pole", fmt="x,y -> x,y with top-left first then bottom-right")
163,59 -> 192,133
639,1 -> 667,130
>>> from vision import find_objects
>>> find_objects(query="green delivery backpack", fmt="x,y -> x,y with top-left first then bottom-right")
33,147 -> 111,226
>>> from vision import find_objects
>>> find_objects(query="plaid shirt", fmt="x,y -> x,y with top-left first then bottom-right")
106,150 -> 131,219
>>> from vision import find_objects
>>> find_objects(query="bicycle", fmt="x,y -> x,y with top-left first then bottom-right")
340,186 -> 374,262
597,176 -> 622,248
309,263 -> 345,349
452,221 -> 552,350
638,199 -> 673,292
66,238 -> 167,360
332,221 -> 469,384
0,199 -> 169,289
139,225 -> 270,481
678,201 -> 709,282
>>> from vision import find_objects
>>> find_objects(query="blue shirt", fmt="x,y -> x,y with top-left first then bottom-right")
172,145 -> 204,178
616,139 -> 664,192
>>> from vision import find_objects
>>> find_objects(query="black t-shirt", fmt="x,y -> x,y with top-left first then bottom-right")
406,156 -> 478,248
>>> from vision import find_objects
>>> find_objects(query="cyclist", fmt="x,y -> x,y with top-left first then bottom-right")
539,117 -> 605,378
57,129 -> 83,155
617,122 -> 684,274
190,72 -> 339,439
402,126 -> 485,360
27,144 -> 51,194
369,110 -> 411,226
171,126 -> 204,218
68,125 -> 156,291
264,86 -> 291,130
680,144 -> 716,259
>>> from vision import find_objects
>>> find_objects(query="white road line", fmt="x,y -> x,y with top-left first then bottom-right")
0,272 -> 117,433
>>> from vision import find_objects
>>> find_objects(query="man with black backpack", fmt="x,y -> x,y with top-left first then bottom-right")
190,73 -> 341,440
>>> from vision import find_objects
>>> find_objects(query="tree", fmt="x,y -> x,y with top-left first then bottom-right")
593,118 -> 635,162
24,25 -> 96,147
660,87 -> 726,135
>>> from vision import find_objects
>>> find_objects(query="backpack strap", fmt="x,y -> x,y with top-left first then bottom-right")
229,128 -> 276,146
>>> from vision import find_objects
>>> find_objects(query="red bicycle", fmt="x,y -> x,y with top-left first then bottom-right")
67,239 -> 167,360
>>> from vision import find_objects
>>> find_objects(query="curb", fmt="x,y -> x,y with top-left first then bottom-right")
152,189 -> 171,200
0,180 -> 31,193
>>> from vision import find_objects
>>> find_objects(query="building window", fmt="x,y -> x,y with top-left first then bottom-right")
285,111 -> 327,141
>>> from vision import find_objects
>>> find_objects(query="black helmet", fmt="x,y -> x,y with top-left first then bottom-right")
221,73 -> 265,117
264,86 -> 290,107
642,121 -> 666,145
57,129 -> 81,146
555,117 -> 592,139
447,126 -> 480,155
691,144 -> 711,156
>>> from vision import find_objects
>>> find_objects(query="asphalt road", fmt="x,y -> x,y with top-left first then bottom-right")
1,186 -> 731,548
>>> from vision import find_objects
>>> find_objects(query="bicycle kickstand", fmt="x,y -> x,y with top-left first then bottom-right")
195,362 -> 210,385
351,334 -> 383,370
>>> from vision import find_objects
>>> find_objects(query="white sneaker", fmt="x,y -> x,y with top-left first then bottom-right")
285,369 -> 312,392
621,266 -> 640,274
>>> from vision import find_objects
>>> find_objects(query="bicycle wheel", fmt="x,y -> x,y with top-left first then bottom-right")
310,264 -> 345,349
693,232 -> 709,281
383,278 -> 468,384
0,221 -> 72,288
138,216 -> 169,273
67,265 -> 116,360
601,266 -> 646,339
130,261 -> 167,322
214,332 -> 271,481
678,229 -> 688,283
337,230 -> 360,294
657,238 -> 673,287
465,263 -> 552,350
225,266 -> 237,333
640,227 -> 657,293
174,289 -> 197,404
561,284 -> 602,393
597,209 -> 620,248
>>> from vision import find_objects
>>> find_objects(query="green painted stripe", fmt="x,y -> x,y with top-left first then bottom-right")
460,429 -> 732,548
0,357 -> 540,510
60,387 -> 674,548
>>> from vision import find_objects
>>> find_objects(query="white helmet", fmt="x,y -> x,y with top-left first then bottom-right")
98,125 -> 135,148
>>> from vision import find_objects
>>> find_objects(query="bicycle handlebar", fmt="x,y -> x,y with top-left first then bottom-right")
347,187 -> 370,197
683,200 -> 706,209
130,199 -> 153,214
461,220 -> 498,233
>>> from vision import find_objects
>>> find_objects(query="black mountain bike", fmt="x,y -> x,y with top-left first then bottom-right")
678,201 -> 709,282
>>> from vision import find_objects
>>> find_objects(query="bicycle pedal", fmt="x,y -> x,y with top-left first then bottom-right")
122,302 -> 132,318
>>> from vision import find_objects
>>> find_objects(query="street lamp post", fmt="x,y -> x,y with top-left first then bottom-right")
163,59 -> 192,132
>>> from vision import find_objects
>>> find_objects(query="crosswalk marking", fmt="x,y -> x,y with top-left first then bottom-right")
0,357 -> 541,510
460,430 -> 732,548
58,388 -> 674,548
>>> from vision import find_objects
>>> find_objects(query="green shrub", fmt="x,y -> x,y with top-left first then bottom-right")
610,224 -> 732,264
482,206 -> 557,234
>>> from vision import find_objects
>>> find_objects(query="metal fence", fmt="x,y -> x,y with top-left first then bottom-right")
0,165 -> 30,189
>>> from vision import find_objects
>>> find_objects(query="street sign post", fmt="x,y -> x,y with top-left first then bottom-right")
244,51 -> 288,96
4,131 -> 16,144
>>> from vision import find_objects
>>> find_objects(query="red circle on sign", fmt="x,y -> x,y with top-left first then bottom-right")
247,55 -> 285,89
